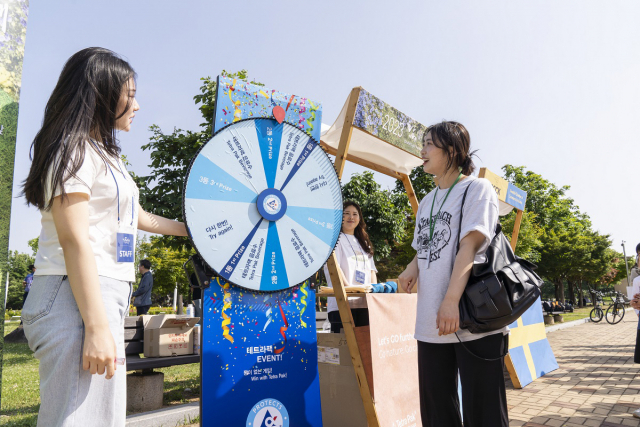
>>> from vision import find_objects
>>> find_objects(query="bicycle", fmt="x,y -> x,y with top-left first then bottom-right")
605,291 -> 626,325
589,289 -> 604,323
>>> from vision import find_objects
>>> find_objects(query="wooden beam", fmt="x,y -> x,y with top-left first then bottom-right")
326,253 -> 380,426
401,174 -> 419,216
510,209 -> 523,252
334,87 -> 361,179
320,141 -> 404,179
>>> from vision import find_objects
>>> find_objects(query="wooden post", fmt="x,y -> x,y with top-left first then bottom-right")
401,174 -> 419,216
326,253 -> 380,426
510,209 -> 524,252
327,85 -> 380,426
334,87 -> 361,178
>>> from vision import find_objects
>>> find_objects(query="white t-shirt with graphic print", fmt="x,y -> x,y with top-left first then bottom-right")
411,175 -> 506,343
323,233 -> 377,313
35,142 -> 140,283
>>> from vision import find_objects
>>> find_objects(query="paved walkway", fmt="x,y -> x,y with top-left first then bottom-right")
508,314 -> 640,427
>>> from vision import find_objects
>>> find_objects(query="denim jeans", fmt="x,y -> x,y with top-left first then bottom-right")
22,275 -> 132,427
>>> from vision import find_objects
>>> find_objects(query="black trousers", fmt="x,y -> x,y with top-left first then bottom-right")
328,308 -> 369,333
136,305 -> 151,316
417,333 -> 508,427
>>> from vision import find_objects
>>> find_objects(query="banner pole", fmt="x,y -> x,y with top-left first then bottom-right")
0,0 -> 30,405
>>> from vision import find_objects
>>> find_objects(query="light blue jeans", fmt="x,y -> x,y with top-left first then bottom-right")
22,275 -> 132,427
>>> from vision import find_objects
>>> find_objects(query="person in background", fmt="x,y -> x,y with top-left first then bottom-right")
631,243 -> 640,284
23,264 -> 36,306
323,200 -> 377,333
132,259 -> 153,316
20,48 -> 188,426
630,243 -> 640,419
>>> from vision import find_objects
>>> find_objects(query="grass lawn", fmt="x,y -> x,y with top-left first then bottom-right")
0,322 -> 200,426
554,306 -> 592,323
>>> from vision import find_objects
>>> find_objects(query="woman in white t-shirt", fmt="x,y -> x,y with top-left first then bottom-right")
21,48 -> 187,426
323,201 -> 377,333
398,121 -> 507,427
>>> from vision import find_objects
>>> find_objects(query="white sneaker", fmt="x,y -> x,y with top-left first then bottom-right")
633,408 -> 640,419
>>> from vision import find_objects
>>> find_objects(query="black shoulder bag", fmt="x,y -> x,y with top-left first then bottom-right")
454,183 -> 544,360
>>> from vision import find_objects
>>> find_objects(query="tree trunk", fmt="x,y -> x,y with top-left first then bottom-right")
567,280 -> 576,306
554,279 -> 564,303
578,281 -> 584,308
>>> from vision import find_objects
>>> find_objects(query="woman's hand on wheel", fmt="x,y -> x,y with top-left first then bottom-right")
83,325 -> 117,379
436,297 -> 460,336
398,259 -> 418,294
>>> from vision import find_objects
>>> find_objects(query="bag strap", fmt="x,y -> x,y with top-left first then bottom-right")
455,183 -> 472,255
453,180 -> 508,361
454,332 -> 509,362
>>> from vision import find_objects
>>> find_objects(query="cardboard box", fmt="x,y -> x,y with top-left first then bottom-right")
317,330 -> 371,427
142,314 -> 199,357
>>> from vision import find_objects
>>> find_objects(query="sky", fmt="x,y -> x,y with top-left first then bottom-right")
8,1 -> 640,258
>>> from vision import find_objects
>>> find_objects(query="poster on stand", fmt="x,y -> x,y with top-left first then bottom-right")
214,75 -> 323,142
366,293 -> 422,427
202,278 -> 321,427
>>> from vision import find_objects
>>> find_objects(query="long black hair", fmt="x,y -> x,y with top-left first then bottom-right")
343,200 -> 374,257
22,47 -> 136,210
424,121 -> 478,175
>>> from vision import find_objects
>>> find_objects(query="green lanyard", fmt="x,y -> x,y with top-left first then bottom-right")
428,172 -> 463,241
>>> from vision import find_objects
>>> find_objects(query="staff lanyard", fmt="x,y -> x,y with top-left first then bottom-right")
90,140 -> 135,226
343,232 -> 365,271
428,172 -> 463,241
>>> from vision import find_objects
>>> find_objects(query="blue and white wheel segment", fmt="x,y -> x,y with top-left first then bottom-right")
183,118 -> 342,292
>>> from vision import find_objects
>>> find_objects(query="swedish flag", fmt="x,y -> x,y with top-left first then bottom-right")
505,297 -> 559,388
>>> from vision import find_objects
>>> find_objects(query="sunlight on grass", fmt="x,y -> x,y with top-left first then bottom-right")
1,323 -> 40,427
0,321 -> 201,425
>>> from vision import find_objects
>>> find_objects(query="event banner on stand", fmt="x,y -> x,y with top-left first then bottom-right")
0,0 -> 29,400
202,278 -> 321,426
214,75 -> 323,142
352,88 -> 427,157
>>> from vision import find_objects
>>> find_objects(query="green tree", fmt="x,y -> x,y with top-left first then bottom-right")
28,237 -> 38,256
5,250 -> 34,309
503,165 -> 587,302
134,70 -> 264,251
501,210 -> 543,263
393,167 -> 436,204
136,236 -> 194,303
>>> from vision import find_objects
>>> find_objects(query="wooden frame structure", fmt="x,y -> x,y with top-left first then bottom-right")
320,87 -> 524,426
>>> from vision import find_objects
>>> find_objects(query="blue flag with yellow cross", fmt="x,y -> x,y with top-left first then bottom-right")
505,297 -> 558,388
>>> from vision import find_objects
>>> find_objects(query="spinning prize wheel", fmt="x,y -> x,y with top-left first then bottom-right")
183,118 -> 342,292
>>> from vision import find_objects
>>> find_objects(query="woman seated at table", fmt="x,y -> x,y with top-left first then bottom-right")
323,201 -> 377,333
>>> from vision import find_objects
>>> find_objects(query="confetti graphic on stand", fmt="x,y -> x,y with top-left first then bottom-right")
220,278 -> 234,343
305,101 -> 320,136
299,281 -> 309,328
213,75 -> 324,143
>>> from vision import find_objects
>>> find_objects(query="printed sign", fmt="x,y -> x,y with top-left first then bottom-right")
214,75 -> 323,142
352,88 -> 427,158
506,183 -> 527,211
366,294 -> 422,427
505,297 -> 558,388
481,168 -> 527,211
317,345 -> 340,365
481,168 -> 509,201
201,278 -> 322,426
